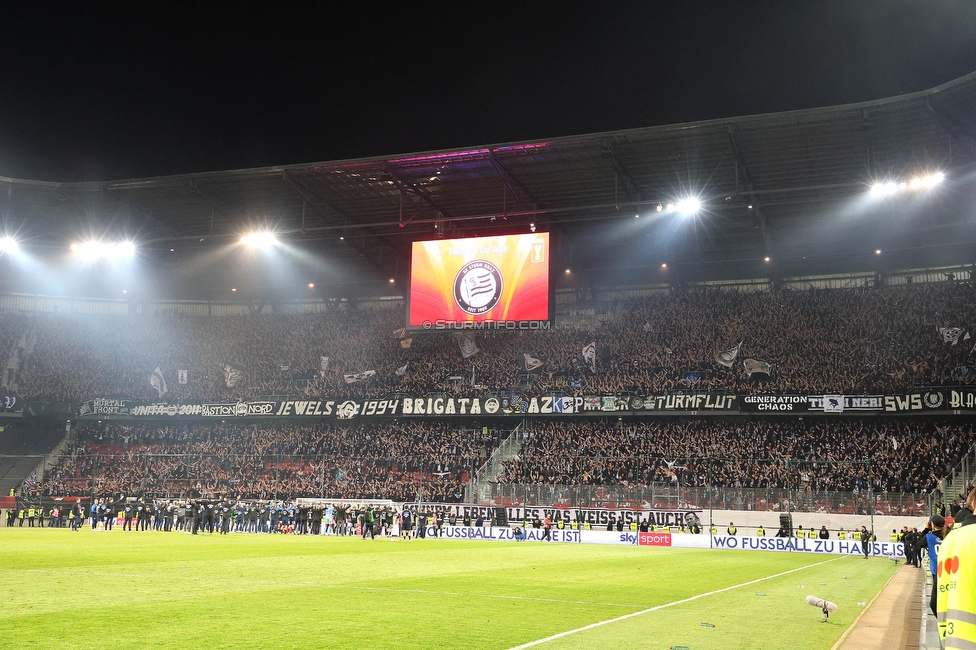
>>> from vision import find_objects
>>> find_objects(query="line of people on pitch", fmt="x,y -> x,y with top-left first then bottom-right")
4,504 -> 88,529
715,522 -> 876,540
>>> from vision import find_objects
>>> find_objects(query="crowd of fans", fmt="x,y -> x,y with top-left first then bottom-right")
7,281 -> 975,402
4,280 -> 975,509
501,418 -> 973,495
41,421 -> 503,502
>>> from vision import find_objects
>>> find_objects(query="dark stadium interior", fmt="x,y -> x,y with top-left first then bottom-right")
4,9 -> 976,648
3,74 -> 976,300
0,4 -> 972,523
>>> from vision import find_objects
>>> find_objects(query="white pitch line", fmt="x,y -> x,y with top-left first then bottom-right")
506,556 -> 844,650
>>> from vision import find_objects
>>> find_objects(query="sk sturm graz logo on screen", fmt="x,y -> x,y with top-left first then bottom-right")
454,260 -> 503,315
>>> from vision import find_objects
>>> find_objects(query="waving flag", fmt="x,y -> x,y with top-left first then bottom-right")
715,342 -> 742,368
149,366 -> 167,398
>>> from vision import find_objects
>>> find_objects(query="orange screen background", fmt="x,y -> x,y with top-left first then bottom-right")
408,233 -> 550,326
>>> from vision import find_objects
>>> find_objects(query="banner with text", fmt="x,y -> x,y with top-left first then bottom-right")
75,388 -> 976,420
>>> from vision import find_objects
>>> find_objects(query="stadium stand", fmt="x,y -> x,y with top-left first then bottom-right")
9,280 -> 976,402
41,421 -> 506,502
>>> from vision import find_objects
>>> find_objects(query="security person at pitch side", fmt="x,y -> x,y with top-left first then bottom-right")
937,510 -> 976,646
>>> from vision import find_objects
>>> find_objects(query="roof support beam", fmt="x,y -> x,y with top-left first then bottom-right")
98,188 -> 179,238
384,164 -> 452,223
927,99 -> 976,160
281,171 -> 402,275
728,128 -> 770,255
488,151 -> 537,211
602,144 -> 644,202
187,179 -> 237,228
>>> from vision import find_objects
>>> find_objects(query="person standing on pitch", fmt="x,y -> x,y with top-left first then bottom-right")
362,507 -> 376,540
926,514 -> 948,615
860,526 -> 871,558
542,515 -> 552,541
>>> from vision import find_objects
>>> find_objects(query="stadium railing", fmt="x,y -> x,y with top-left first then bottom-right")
929,442 -> 976,514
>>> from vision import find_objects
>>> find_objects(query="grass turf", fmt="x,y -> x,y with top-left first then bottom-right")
0,528 -> 898,649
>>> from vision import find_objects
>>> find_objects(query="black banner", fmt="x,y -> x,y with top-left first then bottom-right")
0,396 -> 24,415
73,388 -> 976,421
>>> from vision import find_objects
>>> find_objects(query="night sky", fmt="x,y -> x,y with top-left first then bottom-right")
2,1 -> 976,182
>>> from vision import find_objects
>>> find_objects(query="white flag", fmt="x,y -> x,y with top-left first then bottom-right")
715,342 -> 742,368
149,366 -> 168,398
344,370 -> 376,384
396,363 -> 408,376
521,353 -> 544,372
453,332 -> 480,359
582,341 -> 596,373
743,358 -> 771,378
177,369 -> 188,385
939,327 -> 965,345
319,356 -> 330,377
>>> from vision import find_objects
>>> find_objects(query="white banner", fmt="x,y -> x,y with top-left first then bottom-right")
343,370 -> 376,384
410,528 -> 905,557
708,535 -> 905,557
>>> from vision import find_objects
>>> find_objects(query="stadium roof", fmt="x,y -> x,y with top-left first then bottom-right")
3,70 -> 976,291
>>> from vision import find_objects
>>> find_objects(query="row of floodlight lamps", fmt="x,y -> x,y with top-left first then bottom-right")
633,197 -> 703,219
0,232 -> 276,258
869,172 -> 944,197
0,175 -> 948,257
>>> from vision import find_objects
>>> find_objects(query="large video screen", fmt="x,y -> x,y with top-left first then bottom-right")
408,233 -> 550,329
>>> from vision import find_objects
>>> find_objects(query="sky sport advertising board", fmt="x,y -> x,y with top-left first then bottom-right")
408,233 -> 551,330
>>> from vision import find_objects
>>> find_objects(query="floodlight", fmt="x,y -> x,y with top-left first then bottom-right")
0,236 -> 18,253
870,181 -> 898,197
909,172 -> 945,190
240,231 -> 277,248
118,241 -> 136,258
676,197 -> 701,216
875,249 -> 882,255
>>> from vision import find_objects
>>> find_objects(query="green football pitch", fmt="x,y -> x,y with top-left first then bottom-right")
0,528 -> 898,649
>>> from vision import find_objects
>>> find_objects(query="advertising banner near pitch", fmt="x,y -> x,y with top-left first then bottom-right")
708,535 -> 905,558
423,526 -> 581,543
396,529 -> 905,556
